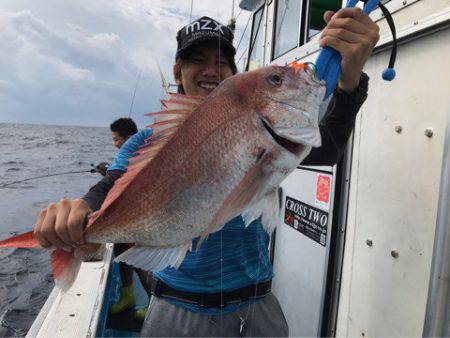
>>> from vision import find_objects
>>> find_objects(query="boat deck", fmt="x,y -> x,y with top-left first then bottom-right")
26,245 -> 149,337
104,267 -> 149,336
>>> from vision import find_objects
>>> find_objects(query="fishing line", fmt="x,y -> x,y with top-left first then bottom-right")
241,8 -> 264,70
220,223 -> 224,330
235,14 -> 252,51
189,0 -> 194,22
0,170 -> 91,188
218,31 -> 225,331
129,69 -> 142,118
231,0 -> 235,20
217,13 -> 261,333
248,231 -> 263,336
238,221 -> 263,337
304,61 -> 317,73
275,1 -> 289,41
236,47 -> 248,66
246,9 -> 264,68
235,8 -> 243,20
218,30 -> 222,84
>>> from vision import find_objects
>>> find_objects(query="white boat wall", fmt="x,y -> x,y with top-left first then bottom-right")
240,0 -> 450,336
26,245 -> 115,338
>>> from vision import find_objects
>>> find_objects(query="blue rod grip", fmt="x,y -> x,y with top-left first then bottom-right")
315,0 -> 380,100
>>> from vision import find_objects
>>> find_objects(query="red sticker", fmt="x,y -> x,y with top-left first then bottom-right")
316,174 -> 331,205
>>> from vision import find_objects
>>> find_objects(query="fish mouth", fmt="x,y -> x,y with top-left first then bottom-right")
260,118 -> 305,155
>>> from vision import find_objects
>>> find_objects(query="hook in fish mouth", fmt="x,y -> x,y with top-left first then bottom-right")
260,118 -> 305,155
288,61 -> 325,86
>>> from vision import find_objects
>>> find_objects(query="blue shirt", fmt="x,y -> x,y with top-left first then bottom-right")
110,128 -> 273,315
108,129 -> 153,172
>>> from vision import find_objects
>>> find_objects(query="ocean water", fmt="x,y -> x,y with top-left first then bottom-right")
0,123 -> 115,337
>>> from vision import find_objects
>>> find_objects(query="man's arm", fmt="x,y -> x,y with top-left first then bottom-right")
83,128 -> 153,210
301,5 -> 379,166
34,129 -> 152,251
302,73 -> 368,166
82,170 -> 123,211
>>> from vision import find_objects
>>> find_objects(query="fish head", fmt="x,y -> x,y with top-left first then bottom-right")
241,64 -> 325,155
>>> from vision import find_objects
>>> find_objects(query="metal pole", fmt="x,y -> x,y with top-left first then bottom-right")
423,107 -> 450,337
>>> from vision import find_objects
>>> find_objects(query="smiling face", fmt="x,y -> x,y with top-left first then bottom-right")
174,41 -> 234,97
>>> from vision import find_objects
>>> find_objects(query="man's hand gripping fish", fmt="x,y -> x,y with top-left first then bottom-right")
0,63 -> 325,290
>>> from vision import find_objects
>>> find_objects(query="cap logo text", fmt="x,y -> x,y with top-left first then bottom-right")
185,19 -> 224,35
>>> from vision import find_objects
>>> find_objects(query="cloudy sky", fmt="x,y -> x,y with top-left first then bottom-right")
0,0 -> 252,127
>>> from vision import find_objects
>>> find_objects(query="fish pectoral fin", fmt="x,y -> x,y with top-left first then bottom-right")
242,189 -> 280,233
198,153 -> 273,249
114,243 -> 191,271
52,249 -> 83,292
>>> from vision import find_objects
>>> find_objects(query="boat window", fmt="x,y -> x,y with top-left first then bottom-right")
307,0 -> 341,40
272,0 -> 302,59
247,5 -> 265,71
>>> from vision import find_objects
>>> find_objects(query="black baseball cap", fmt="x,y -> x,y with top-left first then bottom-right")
176,16 -> 236,60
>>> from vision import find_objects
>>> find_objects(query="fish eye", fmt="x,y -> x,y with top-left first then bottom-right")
267,73 -> 282,86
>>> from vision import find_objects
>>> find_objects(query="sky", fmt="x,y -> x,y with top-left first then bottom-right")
0,0 -> 252,127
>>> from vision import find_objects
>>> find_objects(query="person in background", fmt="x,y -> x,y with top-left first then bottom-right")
107,117 -> 152,320
91,118 -> 140,176
110,118 -> 138,149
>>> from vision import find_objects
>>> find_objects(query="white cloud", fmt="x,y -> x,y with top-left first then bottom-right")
0,1 -> 251,127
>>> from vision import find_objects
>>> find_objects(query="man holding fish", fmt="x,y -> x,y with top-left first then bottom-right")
30,7 -> 379,337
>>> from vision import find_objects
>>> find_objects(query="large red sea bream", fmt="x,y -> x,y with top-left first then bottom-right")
0,62 -> 325,289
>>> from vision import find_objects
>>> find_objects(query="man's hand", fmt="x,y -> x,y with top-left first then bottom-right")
319,8 -> 380,92
34,198 -> 92,252
95,162 -> 109,176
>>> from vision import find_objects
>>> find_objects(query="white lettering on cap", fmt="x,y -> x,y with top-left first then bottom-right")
186,19 -> 224,35
212,21 -> 224,34
185,21 -> 200,34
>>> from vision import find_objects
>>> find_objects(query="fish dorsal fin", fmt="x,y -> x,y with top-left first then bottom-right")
88,93 -> 204,226
161,93 -> 204,110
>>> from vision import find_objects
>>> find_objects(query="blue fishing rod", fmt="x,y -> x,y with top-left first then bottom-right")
316,0 -> 398,101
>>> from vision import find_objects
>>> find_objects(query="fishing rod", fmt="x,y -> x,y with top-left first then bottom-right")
316,0 -> 398,100
0,170 -> 90,188
0,163 -> 108,188
156,60 -> 170,94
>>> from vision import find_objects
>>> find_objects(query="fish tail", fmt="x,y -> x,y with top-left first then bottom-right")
0,231 -> 81,291
0,231 -> 40,248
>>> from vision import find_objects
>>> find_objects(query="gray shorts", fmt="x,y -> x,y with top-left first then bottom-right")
140,293 -> 289,337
